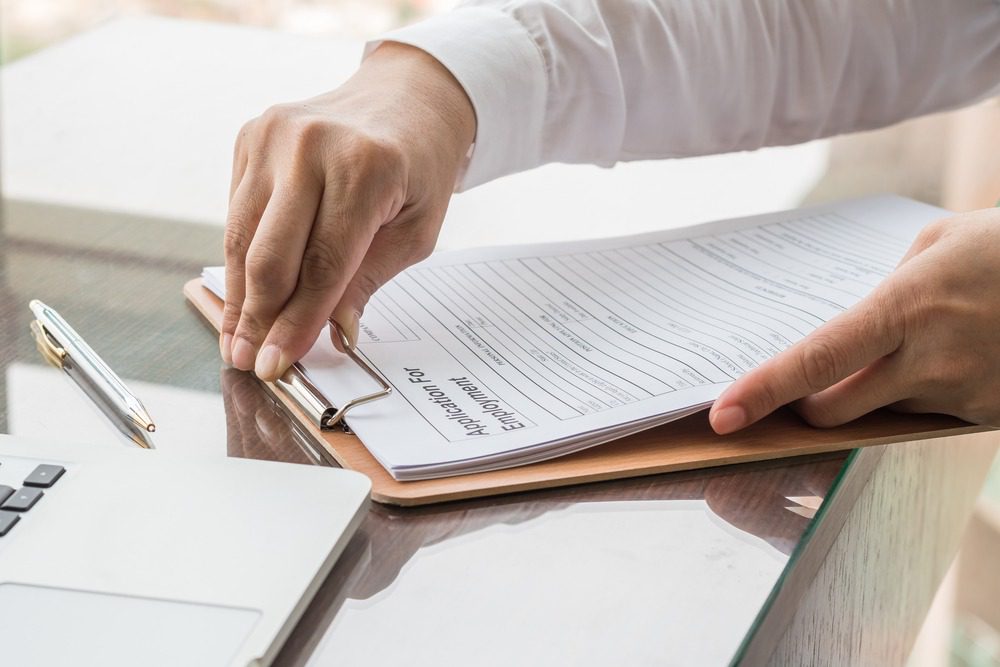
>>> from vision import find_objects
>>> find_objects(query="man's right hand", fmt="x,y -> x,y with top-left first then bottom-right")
222,42 -> 476,381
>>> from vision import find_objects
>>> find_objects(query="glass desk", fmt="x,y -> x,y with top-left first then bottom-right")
0,198 -> 855,665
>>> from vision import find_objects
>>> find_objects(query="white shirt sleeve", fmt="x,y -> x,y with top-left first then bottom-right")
366,0 -> 1000,191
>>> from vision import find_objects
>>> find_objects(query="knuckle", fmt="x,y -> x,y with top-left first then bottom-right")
928,217 -> 952,234
223,223 -> 253,261
353,270 -> 386,304
245,243 -> 296,294
798,337 -> 845,392
300,240 -> 346,288
258,103 -> 295,130
915,218 -> 949,247
221,306 -> 242,334
226,184 -> 264,224
234,308 -> 269,341
292,117 -> 327,149
345,133 -> 404,175
255,104 -> 316,149
272,309 -> 310,340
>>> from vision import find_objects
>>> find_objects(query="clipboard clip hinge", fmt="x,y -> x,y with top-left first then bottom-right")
275,321 -> 392,432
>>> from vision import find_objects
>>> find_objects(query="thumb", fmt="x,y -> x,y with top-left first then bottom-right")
331,222 -> 436,350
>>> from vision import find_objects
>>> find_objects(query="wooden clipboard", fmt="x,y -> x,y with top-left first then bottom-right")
184,278 -> 987,506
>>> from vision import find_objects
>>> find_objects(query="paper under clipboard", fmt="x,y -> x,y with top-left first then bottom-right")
184,196 -> 989,506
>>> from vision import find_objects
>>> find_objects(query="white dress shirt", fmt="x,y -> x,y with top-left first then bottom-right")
368,0 -> 1000,191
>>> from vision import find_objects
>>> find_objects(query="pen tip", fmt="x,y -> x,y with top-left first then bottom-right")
147,424 -> 156,433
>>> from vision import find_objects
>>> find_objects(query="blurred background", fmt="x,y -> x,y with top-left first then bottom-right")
0,0 -> 451,62
1,2 -> 998,666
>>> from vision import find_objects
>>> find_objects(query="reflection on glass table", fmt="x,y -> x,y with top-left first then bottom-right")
217,368 -> 841,666
6,362 -> 227,456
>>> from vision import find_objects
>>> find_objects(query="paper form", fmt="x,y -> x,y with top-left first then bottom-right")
204,196 -> 942,479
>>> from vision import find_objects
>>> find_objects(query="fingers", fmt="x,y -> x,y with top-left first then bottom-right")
791,356 -> 909,428
710,284 -> 905,434
222,122 -> 257,363
230,177 -> 322,371
245,187 -> 382,381
330,218 -> 437,349
222,172 -> 270,364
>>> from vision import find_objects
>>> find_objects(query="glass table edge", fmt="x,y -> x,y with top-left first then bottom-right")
728,447 -> 862,665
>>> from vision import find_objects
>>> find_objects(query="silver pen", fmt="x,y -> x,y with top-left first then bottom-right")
29,299 -> 156,449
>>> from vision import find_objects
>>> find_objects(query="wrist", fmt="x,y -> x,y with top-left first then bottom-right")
357,42 -> 476,168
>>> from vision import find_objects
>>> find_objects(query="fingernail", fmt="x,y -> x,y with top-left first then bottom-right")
220,333 -> 234,365
254,344 -> 283,381
346,312 -> 360,349
231,338 -> 257,371
711,405 -> 747,434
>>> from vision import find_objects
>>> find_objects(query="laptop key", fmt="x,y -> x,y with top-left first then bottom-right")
0,485 -> 14,505
0,511 -> 20,536
23,464 -> 66,488
2,487 -> 44,512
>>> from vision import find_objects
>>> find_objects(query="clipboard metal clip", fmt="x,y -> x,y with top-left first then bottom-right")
275,321 -> 392,432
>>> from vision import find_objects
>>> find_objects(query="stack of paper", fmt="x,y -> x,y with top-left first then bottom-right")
203,196 -> 939,480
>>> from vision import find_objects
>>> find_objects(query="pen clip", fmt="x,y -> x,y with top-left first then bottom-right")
30,320 -> 68,368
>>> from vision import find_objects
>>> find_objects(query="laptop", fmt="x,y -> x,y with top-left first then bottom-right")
0,435 -> 370,666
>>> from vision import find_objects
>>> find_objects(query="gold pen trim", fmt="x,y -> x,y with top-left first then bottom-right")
30,320 -> 68,368
29,305 -> 155,450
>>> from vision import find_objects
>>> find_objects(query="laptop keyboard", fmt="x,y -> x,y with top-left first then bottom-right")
0,462 -> 67,537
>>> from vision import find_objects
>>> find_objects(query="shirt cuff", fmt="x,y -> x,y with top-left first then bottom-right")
364,7 -> 548,191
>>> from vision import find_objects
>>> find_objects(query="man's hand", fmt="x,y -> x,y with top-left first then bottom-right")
710,207 -> 1000,434
222,42 -> 475,381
